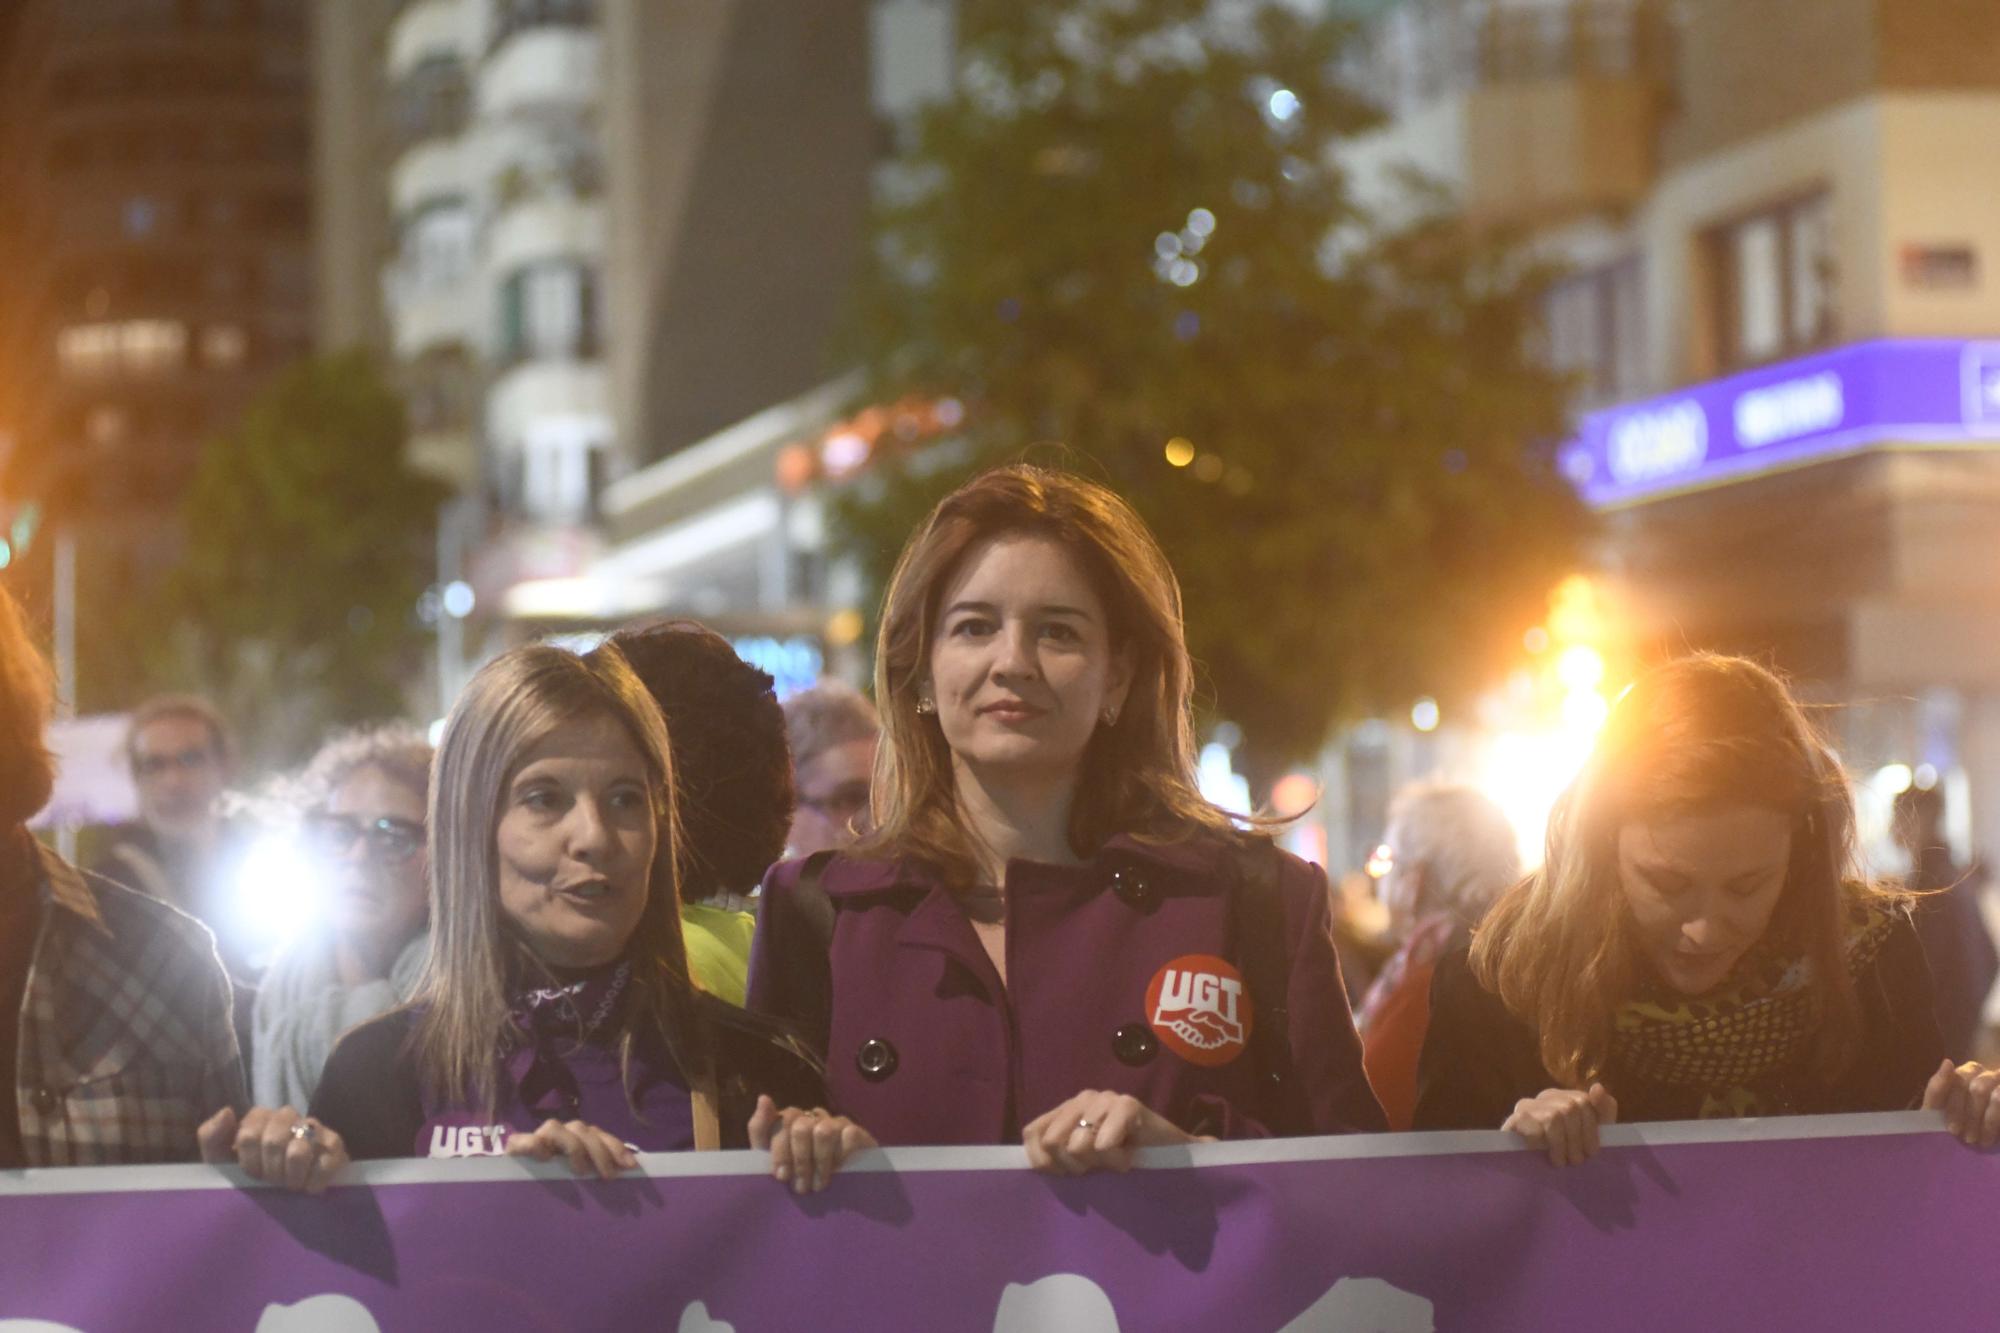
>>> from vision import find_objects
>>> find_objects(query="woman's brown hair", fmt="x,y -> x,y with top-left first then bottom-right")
854,464 -> 1239,887
0,585 -> 56,828
1471,652 -> 1900,1087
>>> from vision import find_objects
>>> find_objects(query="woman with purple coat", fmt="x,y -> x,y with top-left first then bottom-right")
749,466 -> 1384,1172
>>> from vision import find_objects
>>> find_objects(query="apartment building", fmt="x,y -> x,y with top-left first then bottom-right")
0,0 -> 315,514
1344,0 -> 2000,852
312,0 -> 878,653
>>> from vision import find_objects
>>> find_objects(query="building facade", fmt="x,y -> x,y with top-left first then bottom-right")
311,0 -> 883,690
1342,0 -> 2000,858
0,0 -> 316,515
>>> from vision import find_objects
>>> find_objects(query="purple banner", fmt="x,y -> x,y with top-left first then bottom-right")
3,1112 -> 1996,1331
1559,339 -> 2000,508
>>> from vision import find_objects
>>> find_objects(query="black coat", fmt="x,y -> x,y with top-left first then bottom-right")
1411,914 -> 1946,1130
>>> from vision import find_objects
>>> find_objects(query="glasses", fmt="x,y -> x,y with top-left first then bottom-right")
133,746 -> 219,779
303,812 -> 425,863
798,781 -> 871,821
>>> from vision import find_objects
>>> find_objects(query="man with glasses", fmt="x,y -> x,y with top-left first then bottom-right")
251,726 -> 433,1110
781,681 -> 880,859
96,695 -> 260,982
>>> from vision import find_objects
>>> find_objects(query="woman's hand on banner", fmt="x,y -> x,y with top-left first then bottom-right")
197,1105 -> 350,1194
1023,1091 -> 1215,1176
1922,1059 -> 2000,1148
1501,1084 -> 1618,1167
748,1095 -> 877,1195
505,1118 -> 639,1180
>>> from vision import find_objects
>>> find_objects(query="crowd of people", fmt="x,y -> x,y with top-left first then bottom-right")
2,463 -> 1996,1198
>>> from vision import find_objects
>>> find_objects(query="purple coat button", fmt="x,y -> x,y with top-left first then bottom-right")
1109,867 -> 1156,910
1112,1024 -> 1158,1066
856,1038 -> 899,1082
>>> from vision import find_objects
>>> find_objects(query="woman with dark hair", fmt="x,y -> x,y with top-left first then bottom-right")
204,643 -> 872,1194
0,584 -> 243,1167
1414,654 -> 2000,1162
609,619 -> 794,1005
750,465 -> 1383,1169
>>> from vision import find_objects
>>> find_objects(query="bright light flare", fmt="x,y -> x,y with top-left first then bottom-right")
1872,763 -> 1914,797
1197,742 -> 1251,817
230,834 -> 331,969
1477,729 -> 1597,869
1556,644 -> 1605,692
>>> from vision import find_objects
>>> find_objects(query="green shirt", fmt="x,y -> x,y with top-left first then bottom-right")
681,902 -> 757,1007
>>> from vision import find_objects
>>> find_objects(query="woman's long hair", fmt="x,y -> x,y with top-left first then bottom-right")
1471,652 -> 1900,1087
411,642 -> 704,1114
854,464 -> 1239,888
0,585 -> 55,828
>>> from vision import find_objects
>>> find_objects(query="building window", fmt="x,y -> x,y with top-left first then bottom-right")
56,320 -> 189,378
497,262 -> 600,364
200,325 -> 249,369
517,415 -> 612,522
1709,192 -> 1835,371
397,198 -> 476,293
389,55 -> 470,151
1543,259 -> 1645,407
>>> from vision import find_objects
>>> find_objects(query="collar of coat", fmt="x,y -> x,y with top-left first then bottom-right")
34,836 -> 106,931
811,830 -> 1247,900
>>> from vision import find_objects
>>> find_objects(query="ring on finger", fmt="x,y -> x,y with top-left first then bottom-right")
1075,1117 -> 1095,1131
290,1120 -> 317,1144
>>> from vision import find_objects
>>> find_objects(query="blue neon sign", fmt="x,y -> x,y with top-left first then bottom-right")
1559,339 -> 2000,508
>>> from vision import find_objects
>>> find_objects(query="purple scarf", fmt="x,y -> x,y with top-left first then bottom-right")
416,960 -> 697,1158
506,960 -> 634,1123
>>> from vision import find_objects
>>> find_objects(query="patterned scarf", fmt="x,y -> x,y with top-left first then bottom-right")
1609,901 -> 1899,1118
505,960 -> 633,1121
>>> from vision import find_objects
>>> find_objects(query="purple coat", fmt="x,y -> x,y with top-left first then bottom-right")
747,833 -> 1385,1147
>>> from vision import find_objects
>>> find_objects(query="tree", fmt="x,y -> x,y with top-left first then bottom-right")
830,0 -> 1590,782
157,352 -> 447,770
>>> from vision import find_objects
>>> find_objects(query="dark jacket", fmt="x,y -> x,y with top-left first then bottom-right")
1412,914 -> 1946,1130
310,994 -> 826,1160
1908,851 -> 1998,1061
747,832 -> 1384,1146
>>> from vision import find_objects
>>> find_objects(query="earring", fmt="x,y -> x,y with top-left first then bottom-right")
1101,705 -> 1119,727
916,693 -> 936,716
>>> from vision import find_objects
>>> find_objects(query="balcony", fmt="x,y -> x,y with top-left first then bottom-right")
1342,0 -> 1674,227
389,0 -> 476,80
386,55 -> 471,155
487,0 -> 598,57
478,19 -> 600,120
387,272 -> 476,361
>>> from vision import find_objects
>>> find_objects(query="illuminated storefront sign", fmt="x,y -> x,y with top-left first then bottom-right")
732,635 -> 824,697
1560,339 -> 2000,508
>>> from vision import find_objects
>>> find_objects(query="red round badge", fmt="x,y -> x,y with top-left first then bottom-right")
1143,954 -> 1254,1067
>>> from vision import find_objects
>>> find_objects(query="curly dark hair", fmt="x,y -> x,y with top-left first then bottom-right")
608,619 -> 794,900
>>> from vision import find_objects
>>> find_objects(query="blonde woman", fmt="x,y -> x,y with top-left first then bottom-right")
203,644 -> 871,1194
1414,654 -> 2000,1163
749,465 -> 1383,1171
